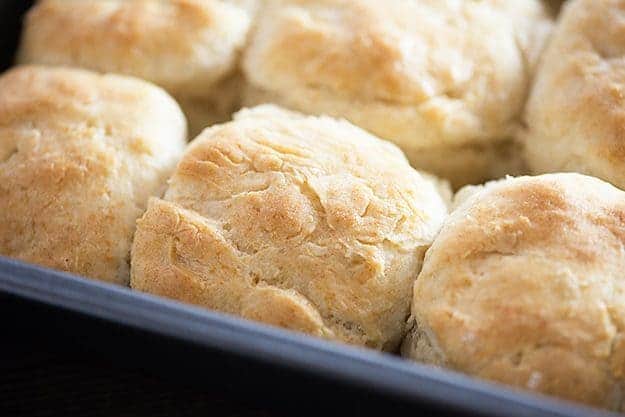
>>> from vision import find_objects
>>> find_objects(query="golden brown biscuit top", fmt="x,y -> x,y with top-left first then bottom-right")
167,105 -> 447,251
18,0 -> 252,96
131,105 -> 449,349
0,65 -> 186,179
525,0 -> 625,166
411,173 -> 625,408
0,66 -> 186,284
244,0 -> 551,145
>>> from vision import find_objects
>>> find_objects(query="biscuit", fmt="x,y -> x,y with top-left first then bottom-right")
523,0 -> 625,191
130,105 -> 449,350
0,66 -> 186,284
242,0 -> 552,187
403,173 -> 625,410
18,0 -> 255,135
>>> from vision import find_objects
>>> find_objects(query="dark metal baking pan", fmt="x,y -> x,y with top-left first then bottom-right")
0,1 -> 617,416
0,257 -> 614,417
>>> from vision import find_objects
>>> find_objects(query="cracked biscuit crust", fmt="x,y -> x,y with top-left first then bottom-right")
130,105 -> 449,350
523,0 -> 625,191
0,66 -> 187,285
243,0 -> 552,187
403,173 -> 625,410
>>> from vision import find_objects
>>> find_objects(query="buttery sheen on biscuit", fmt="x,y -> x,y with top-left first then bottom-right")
403,173 -> 625,410
0,66 -> 186,285
523,0 -> 625,191
130,105 -> 449,350
17,0 -> 254,135
242,0 -> 553,187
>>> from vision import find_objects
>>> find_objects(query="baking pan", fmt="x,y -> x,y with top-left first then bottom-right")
0,2 -> 617,416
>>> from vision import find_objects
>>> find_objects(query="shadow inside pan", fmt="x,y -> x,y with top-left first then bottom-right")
0,0 -> 33,71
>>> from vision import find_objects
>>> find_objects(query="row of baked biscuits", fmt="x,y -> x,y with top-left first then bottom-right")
0,64 -> 449,348
24,0 -> 624,194
3,0 -> 625,411
17,0 -> 555,188
1,64 -> 623,411
31,1 -> 625,194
